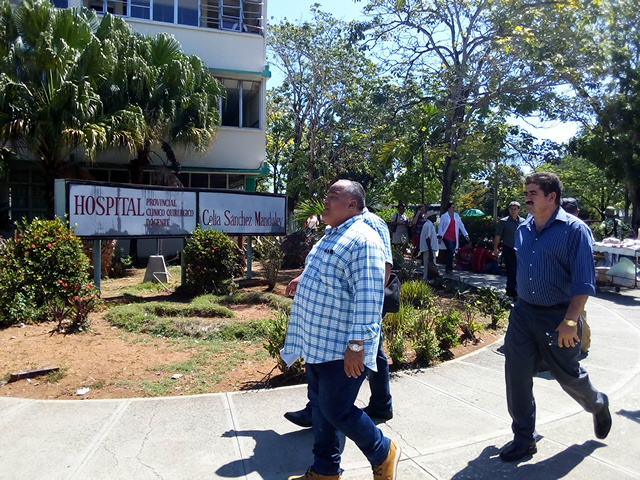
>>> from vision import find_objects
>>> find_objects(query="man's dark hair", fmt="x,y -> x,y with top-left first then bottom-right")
339,180 -> 366,211
524,172 -> 563,206
446,202 -> 455,209
561,197 -> 579,215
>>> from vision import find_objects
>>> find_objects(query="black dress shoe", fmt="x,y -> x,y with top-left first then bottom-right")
284,408 -> 313,428
363,405 -> 393,421
499,441 -> 537,462
594,393 -> 612,439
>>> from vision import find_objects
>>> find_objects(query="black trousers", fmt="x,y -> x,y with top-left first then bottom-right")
502,245 -> 517,297
504,300 -> 605,446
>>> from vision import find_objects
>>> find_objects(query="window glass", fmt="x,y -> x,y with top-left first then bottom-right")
210,174 -> 227,188
190,173 -> 209,188
110,170 -> 130,183
221,79 -> 240,127
107,0 -> 127,15
228,175 -> 245,190
242,80 -> 260,128
52,0 -> 70,7
131,0 -> 151,18
153,0 -> 175,23
200,0 -> 220,28
178,0 -> 198,26
85,0 -> 104,13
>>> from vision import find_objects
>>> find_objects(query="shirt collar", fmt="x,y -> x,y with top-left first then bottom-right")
523,206 -> 566,231
325,214 -> 362,234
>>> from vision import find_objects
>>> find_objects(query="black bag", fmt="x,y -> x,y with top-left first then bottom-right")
382,272 -> 401,315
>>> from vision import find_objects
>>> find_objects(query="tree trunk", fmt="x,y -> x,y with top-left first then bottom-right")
628,182 -> 640,235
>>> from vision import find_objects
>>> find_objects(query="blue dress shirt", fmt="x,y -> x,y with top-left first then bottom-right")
515,207 -> 596,306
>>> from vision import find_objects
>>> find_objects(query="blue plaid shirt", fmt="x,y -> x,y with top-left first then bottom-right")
283,215 -> 386,369
362,207 -> 393,265
516,207 -> 596,306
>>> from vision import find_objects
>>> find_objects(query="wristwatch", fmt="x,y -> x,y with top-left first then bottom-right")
563,318 -> 578,327
348,343 -> 364,352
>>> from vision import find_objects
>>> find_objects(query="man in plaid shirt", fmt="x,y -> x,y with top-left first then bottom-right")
283,180 -> 400,480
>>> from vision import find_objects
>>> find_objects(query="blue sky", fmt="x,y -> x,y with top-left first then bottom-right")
265,1 -> 579,143
267,0 -> 364,23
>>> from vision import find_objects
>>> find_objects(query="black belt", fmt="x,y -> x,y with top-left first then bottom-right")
521,300 -> 569,310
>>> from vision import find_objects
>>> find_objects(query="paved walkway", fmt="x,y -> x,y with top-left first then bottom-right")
1,273 -> 639,479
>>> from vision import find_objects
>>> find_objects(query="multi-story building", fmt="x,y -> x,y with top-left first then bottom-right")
3,0 -> 270,225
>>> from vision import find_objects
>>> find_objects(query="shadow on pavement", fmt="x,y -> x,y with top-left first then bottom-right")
617,409 -> 640,424
594,290 -> 640,307
451,440 -> 606,479
216,428 -> 314,480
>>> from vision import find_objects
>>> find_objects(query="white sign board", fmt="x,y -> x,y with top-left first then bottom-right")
199,191 -> 286,235
68,184 -> 197,237
56,180 -> 287,237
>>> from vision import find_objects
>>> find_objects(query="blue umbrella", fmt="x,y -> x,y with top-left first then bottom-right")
461,208 -> 485,217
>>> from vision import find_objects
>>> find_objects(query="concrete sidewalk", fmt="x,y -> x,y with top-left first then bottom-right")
1,275 -> 639,480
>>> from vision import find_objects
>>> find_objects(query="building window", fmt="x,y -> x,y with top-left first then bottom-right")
219,78 -> 260,129
83,0 -> 263,34
178,0 -> 198,26
131,0 -> 150,19
5,168 -> 47,222
153,0 -> 174,23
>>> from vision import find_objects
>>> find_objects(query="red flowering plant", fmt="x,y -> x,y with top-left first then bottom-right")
0,217 -> 100,331
182,227 -> 245,295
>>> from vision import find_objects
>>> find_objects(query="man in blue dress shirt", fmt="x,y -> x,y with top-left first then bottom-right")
499,172 -> 612,462
283,180 -> 400,480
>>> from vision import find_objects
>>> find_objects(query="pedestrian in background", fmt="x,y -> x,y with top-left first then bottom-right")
437,202 -> 470,275
493,201 -> 525,299
390,202 -> 410,251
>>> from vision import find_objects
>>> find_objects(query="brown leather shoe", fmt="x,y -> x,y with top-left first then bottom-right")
288,467 -> 342,480
372,439 -> 401,480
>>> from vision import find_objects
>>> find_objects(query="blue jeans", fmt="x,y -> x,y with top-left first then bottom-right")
443,238 -> 456,272
366,333 -> 392,412
307,361 -> 390,475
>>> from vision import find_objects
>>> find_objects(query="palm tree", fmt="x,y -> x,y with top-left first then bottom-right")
0,0 -> 224,219
95,25 -> 223,185
0,0 -> 145,216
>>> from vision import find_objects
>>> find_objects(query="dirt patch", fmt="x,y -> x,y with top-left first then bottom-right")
0,266 -> 503,400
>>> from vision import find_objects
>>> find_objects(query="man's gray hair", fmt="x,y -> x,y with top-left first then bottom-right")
337,180 -> 366,211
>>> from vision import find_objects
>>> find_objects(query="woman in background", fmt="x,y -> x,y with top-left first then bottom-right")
437,203 -> 470,275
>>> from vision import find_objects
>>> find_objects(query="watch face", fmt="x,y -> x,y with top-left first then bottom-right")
349,343 -> 364,352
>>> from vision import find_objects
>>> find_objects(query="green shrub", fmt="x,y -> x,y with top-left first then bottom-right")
400,280 -> 434,308
383,304 -> 416,365
0,217 -> 98,329
255,236 -> 284,290
406,308 -> 441,364
111,247 -> 133,278
475,287 -> 509,329
263,309 -> 304,377
461,216 -> 496,244
183,227 -> 245,295
436,309 -> 461,351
